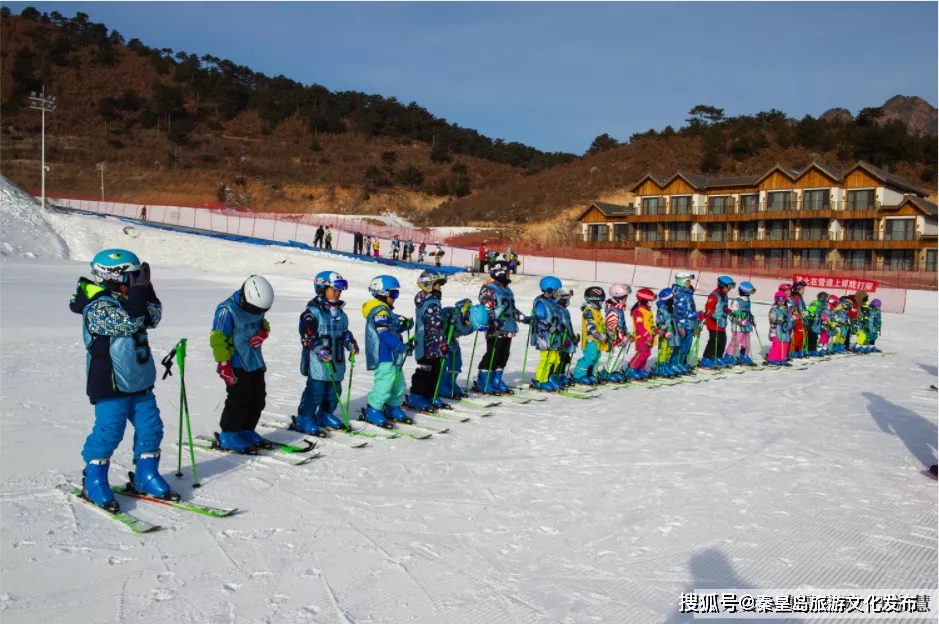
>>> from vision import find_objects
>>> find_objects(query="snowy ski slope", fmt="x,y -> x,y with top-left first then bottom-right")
1,181 -> 937,623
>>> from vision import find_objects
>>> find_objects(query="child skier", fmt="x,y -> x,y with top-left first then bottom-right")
789,280 -> 808,357
672,272 -> 697,373
433,242 -> 445,268
725,281 -> 756,365
211,275 -> 275,453
475,260 -> 530,394
625,288 -> 656,380
437,298 -> 475,400
604,283 -> 632,383
766,290 -> 794,366
571,287 -> 610,385
392,236 -> 401,261
805,291 -> 830,356
373,240 -> 381,259
418,241 -> 427,264
293,271 -> 359,437
406,270 -> 449,411
71,249 -> 179,512
361,275 -> 413,427
554,288 -> 577,387
654,288 -> 681,377
700,276 -> 736,368
530,276 -> 564,391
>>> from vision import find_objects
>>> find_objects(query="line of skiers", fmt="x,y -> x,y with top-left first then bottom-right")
69,248 -> 886,514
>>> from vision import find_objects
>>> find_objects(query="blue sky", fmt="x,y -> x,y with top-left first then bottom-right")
4,2 -> 936,154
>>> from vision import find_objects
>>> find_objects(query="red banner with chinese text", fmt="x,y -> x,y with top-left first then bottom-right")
793,274 -> 878,293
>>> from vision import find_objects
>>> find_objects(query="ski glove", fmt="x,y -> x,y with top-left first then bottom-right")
440,343 -> 448,355
249,328 -> 270,348
218,361 -> 237,386
397,316 -> 414,332
665,332 -> 674,339
536,335 -> 549,350
677,327 -> 687,338
315,346 -> 332,363
128,262 -> 151,288
488,319 -> 503,333
345,338 -> 360,355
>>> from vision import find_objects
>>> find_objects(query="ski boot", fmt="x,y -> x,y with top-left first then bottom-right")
82,459 -> 120,513
698,357 -> 717,369
432,397 -> 452,410
530,379 -> 556,392
607,370 -> 627,383
626,369 -> 644,381
215,431 -> 259,454
548,373 -> 564,389
240,430 -> 276,450
492,369 -> 512,394
722,355 -> 737,367
406,393 -> 434,412
739,354 -> 754,366
315,408 -> 345,430
130,451 -> 180,501
292,414 -> 324,436
475,370 -> 497,395
360,405 -> 392,429
385,404 -> 413,424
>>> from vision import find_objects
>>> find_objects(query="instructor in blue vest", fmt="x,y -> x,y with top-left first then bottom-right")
210,275 -> 275,453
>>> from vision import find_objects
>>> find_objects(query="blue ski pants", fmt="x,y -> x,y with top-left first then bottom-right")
438,349 -> 463,397
82,392 -> 163,463
678,331 -> 694,366
298,378 -> 339,418
573,342 -> 600,378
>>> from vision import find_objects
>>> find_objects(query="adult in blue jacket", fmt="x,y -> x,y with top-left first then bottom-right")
70,249 -> 179,513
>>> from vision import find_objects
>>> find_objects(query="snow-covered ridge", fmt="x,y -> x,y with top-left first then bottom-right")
0,176 -> 69,260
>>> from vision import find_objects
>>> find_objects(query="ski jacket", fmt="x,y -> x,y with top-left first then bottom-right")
867,308 -> 882,337
414,291 -> 444,360
768,304 -> 794,342
728,296 -> 754,334
479,280 -> 521,335
531,295 -> 562,351
71,278 -> 161,404
442,304 -> 475,358
655,301 -> 682,347
673,285 -> 698,331
704,289 -> 730,331
362,298 -> 407,371
604,298 -> 630,346
631,302 -> 655,345
557,305 -> 577,355
580,303 -> 609,351
807,300 -> 829,334
211,291 -> 270,372
299,297 -> 353,381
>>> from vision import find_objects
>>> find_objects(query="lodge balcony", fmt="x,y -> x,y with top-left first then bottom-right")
627,200 -> 885,224
576,231 -> 934,251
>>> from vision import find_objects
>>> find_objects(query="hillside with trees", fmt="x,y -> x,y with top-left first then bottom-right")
429,103 -> 938,226
0,8 -> 575,211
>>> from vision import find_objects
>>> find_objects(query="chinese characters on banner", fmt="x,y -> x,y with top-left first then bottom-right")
793,275 -> 878,293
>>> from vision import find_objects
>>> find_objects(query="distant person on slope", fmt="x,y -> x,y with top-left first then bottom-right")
477,243 -> 488,274
210,275 -> 275,453
324,227 -> 333,250
293,271 -> 358,436
313,226 -> 325,248
69,249 -> 180,513
392,236 -> 401,261
475,260 -> 531,394
433,242 -> 445,267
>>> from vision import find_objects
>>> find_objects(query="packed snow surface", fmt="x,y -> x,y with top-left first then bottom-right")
0,183 -> 936,622
0,175 -> 69,260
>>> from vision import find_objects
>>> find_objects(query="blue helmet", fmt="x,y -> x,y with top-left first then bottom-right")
717,275 -> 736,289
468,304 -> 491,331
368,275 -> 400,299
738,281 -> 755,296
90,249 -> 141,287
539,276 -> 563,297
658,287 -> 674,302
314,270 -> 348,296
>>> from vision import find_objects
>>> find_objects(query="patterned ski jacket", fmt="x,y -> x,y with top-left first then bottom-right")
414,290 -> 444,360
673,285 -> 698,331
604,298 -> 630,346
768,304 -> 794,342
580,303 -> 609,351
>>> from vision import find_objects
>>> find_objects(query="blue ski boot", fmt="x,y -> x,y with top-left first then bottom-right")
607,370 -> 626,383
240,430 -> 276,449
361,405 -> 391,428
216,431 -> 259,453
315,409 -> 345,430
722,355 -> 737,367
292,414 -> 323,436
432,397 -> 451,410
131,451 -> 180,501
626,369 -> 643,381
530,380 -> 555,392
572,374 -> 596,385
699,357 -> 716,369
492,369 -> 511,393
385,404 -> 412,424
476,370 -> 496,394
406,394 -> 434,412
82,459 -> 119,512
548,373 -> 562,389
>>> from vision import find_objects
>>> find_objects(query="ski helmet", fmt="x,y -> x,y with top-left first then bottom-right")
636,288 -> 655,302
584,286 -> 605,304
417,269 -> 447,293
454,298 -> 473,317
717,275 -> 736,289
870,298 -> 881,308
314,270 -> 348,296
658,288 -> 674,302
778,283 -> 791,292
840,297 -> 853,309
241,275 -> 275,314
738,281 -> 755,296
539,276 -> 563,297
774,290 -> 788,303
817,291 -> 829,301
468,304 -> 490,331
368,275 -> 400,299
557,288 -> 573,308
610,283 -> 632,299
489,260 -> 510,284
674,272 -> 695,287
792,279 -> 807,290
828,295 -> 840,306
90,249 -> 142,289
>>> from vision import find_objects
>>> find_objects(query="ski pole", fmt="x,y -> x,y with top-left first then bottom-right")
754,323 -> 767,361
344,353 -> 355,429
518,308 -> 534,389
432,325 -> 455,406
464,331 -> 479,392
175,339 -> 199,488
689,327 -> 702,369
325,360 -> 350,430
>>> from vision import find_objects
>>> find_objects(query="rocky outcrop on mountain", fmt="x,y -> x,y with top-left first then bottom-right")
819,108 -> 853,124
880,95 -> 937,136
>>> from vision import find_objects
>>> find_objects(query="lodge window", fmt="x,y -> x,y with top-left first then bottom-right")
642,197 -> 663,215
638,224 -> 660,241
883,250 -> 914,271
670,223 -> 691,241
586,224 -> 608,242
926,249 -> 937,272
767,191 -> 795,212
802,190 -> 830,211
739,194 -> 759,214
705,224 -> 728,241
800,219 -> 828,240
613,224 -> 632,241
842,219 -> 874,241
738,223 -> 758,241
843,250 -> 871,269
671,196 -> 692,215
707,196 -> 731,215
847,190 -> 875,211
800,249 -> 825,269
886,219 -> 915,241
764,219 -> 789,240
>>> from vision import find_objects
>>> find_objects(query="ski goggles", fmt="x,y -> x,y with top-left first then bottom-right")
388,289 -> 400,300
330,279 -> 349,291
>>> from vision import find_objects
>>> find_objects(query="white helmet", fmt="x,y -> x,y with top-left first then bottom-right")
609,283 -> 631,299
674,272 -> 695,286
241,275 -> 274,313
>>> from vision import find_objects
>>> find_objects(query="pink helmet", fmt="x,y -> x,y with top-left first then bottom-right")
609,283 -> 631,299
778,283 -> 791,292
774,290 -> 788,302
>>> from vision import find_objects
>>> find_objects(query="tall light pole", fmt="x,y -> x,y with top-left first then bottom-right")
28,88 -> 56,211
96,162 -> 107,200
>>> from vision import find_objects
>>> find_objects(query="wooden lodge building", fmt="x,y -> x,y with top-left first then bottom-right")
576,160 -> 938,272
